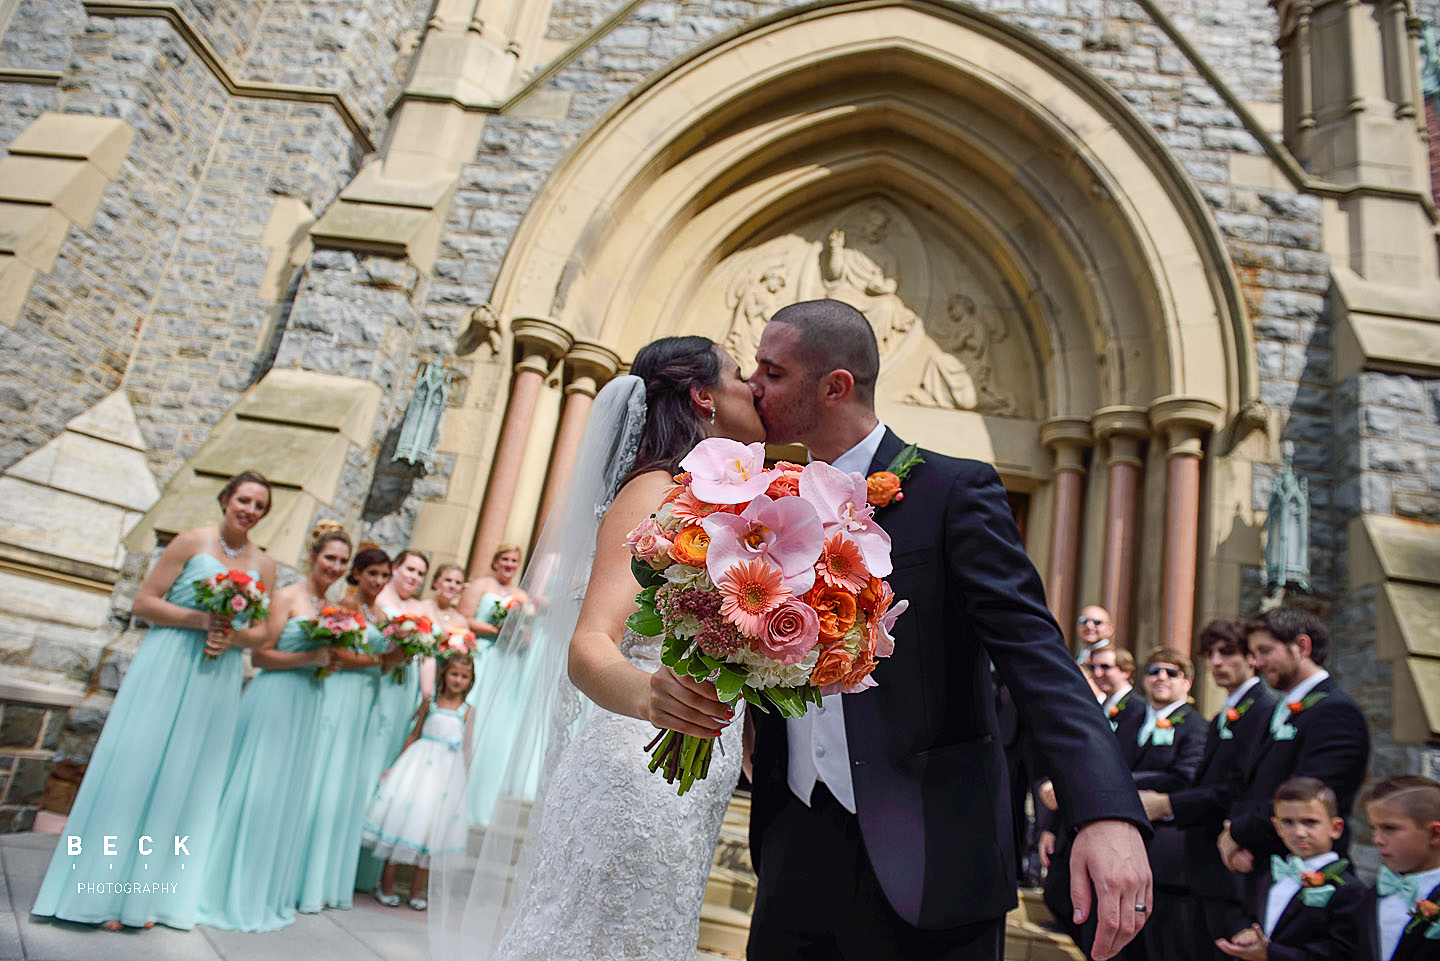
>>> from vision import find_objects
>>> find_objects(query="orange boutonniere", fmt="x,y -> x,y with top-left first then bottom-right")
1225,707 -> 1241,722
1286,691 -> 1328,716
1156,717 -> 1173,730
865,444 -> 924,507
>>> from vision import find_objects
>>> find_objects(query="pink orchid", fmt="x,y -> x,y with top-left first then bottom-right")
871,597 -> 908,658
702,494 -> 824,595
799,461 -> 893,576
680,438 -> 780,505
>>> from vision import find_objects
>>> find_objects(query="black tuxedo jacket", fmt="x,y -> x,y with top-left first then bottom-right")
1359,880 -> 1440,961
1239,864 -> 1366,961
1225,677 -> 1370,859
1105,686 -> 1145,739
749,431 -> 1148,929
1170,680 -> 1280,899
1115,701 -> 1206,886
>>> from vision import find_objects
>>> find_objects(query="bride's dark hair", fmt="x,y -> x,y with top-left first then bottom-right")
625,335 -> 720,482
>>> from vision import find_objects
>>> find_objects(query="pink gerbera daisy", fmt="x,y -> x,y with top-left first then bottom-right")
816,532 -> 869,593
715,559 -> 789,638
672,488 -> 732,527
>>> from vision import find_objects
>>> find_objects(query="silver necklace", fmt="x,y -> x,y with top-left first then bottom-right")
218,530 -> 245,559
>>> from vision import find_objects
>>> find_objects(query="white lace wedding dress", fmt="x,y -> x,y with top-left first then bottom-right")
491,629 -> 744,961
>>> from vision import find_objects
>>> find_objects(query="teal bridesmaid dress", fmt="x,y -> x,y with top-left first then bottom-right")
31,553 -> 246,928
354,613 -> 422,893
294,622 -> 382,912
196,617 -> 324,930
465,593 -> 539,823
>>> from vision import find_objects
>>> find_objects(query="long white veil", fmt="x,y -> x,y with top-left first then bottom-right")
430,374 -> 648,961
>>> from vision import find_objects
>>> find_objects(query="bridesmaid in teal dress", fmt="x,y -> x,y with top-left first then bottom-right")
31,470 -> 276,929
196,521 -> 352,931
294,546 -> 404,913
459,544 -> 531,823
355,548 -> 430,893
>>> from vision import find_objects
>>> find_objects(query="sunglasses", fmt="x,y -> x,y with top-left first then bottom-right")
1090,663 -> 1118,673
1146,665 -> 1184,679
1077,617 -> 1105,627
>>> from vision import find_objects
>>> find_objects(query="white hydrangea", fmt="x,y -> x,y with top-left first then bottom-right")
655,501 -> 680,532
662,564 -> 712,591
738,646 -> 819,689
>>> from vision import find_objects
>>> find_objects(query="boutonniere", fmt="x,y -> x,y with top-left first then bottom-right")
866,444 -> 924,507
1287,691 -> 1328,717
1298,859 -> 1348,907
1151,712 -> 1184,745
1226,698 -> 1254,723
1405,898 -> 1440,939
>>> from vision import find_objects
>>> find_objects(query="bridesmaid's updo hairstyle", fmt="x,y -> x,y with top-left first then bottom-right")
626,335 -> 720,480
347,546 -> 392,585
431,562 -> 464,589
217,469 -> 273,518
393,549 -> 430,574
308,520 -> 351,558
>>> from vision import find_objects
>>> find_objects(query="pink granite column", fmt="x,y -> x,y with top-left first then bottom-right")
535,339 -> 622,530
1092,407 -> 1149,654
1041,418 -> 1091,648
1151,397 -> 1223,658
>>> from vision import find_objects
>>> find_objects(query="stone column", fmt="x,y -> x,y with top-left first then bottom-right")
1150,397 -> 1224,657
466,317 -> 571,577
1092,407 -> 1149,653
535,339 -> 622,529
1040,418 -> 1091,648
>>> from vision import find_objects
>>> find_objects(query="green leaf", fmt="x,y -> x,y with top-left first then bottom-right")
741,687 -> 767,711
698,654 -> 723,672
630,558 -> 665,589
714,666 -> 747,702
625,607 -> 664,636
635,584 -> 659,608
885,443 -> 925,480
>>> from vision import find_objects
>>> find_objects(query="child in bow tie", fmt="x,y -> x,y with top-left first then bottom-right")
1217,777 -> 1364,960
1365,775 -> 1440,961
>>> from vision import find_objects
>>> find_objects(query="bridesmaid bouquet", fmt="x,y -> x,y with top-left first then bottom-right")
624,438 -> 910,795
438,626 -> 478,655
193,569 -> 271,658
301,606 -> 368,678
383,613 -> 440,683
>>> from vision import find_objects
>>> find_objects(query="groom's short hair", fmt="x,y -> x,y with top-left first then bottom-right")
768,299 -> 879,404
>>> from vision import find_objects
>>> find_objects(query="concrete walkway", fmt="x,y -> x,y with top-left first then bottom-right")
0,831 -> 428,961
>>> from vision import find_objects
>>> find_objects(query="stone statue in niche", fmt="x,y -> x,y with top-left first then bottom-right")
904,294 -> 1018,414
724,266 -> 787,364
819,227 -> 918,355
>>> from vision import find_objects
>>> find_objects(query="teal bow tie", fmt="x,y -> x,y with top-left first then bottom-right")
1378,864 -> 1420,901
1270,854 -> 1306,885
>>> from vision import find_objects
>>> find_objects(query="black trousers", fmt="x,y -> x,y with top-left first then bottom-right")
747,783 -> 1004,961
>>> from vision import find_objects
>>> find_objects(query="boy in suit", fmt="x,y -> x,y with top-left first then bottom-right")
1362,775 -> 1440,961
1141,619 -> 1280,958
1217,777 -> 1365,960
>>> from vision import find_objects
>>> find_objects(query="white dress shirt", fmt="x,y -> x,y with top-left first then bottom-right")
1264,851 -> 1338,936
1271,668 -> 1330,732
786,419 -> 886,815
1378,864 -> 1440,959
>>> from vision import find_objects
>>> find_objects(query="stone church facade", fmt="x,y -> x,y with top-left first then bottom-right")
0,0 -> 1437,930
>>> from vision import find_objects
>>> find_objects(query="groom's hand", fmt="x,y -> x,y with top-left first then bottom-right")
648,666 -> 731,738
1069,818 -> 1151,961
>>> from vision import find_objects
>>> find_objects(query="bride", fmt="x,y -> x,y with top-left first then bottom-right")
434,335 -> 765,960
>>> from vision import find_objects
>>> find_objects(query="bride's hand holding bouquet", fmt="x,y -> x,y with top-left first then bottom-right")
626,437 -> 908,795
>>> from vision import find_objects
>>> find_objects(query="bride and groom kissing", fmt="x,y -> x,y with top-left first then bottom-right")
464,298 -> 1152,961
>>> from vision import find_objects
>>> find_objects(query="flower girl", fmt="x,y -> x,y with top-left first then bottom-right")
362,651 -> 474,909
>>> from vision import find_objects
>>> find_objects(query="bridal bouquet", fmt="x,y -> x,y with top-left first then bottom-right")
193,569 -> 270,657
625,438 -> 908,795
383,612 -> 439,683
302,606 -> 368,678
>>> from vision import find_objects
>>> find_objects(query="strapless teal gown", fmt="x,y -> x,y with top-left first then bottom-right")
196,618 -> 324,930
295,623 -> 382,912
31,553 -> 246,928
465,593 -> 538,823
353,639 -> 421,892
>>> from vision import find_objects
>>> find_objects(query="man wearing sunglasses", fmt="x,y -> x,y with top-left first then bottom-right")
1075,605 -> 1116,667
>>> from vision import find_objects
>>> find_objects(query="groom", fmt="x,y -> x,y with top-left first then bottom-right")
743,299 -> 1150,960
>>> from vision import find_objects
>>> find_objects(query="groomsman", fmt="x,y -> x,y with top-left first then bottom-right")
1095,646 -> 1143,731
1140,620 -> 1279,959
1077,604 -> 1116,666
1217,608 -> 1370,902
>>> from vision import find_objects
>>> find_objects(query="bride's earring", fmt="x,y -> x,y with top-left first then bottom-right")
707,406 -> 716,426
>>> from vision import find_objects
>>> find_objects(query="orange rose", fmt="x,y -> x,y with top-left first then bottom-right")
765,470 -> 802,499
1156,717 -> 1172,729
807,585 -> 858,641
810,646 -> 855,687
1108,704 -> 1120,718
838,650 -> 877,689
866,471 -> 902,507
1225,707 -> 1241,722
670,526 -> 710,567
1417,899 -> 1439,919
1288,700 -> 1305,713
1300,870 -> 1325,887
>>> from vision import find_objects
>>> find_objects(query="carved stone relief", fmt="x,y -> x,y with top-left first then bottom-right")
707,199 -> 1036,418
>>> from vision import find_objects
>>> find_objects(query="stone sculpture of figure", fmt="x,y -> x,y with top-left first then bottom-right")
906,294 -> 1018,414
724,266 -> 787,363
820,228 -> 916,354
1264,442 -> 1310,593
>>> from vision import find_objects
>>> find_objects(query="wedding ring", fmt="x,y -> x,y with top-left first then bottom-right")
1133,904 -> 1148,912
